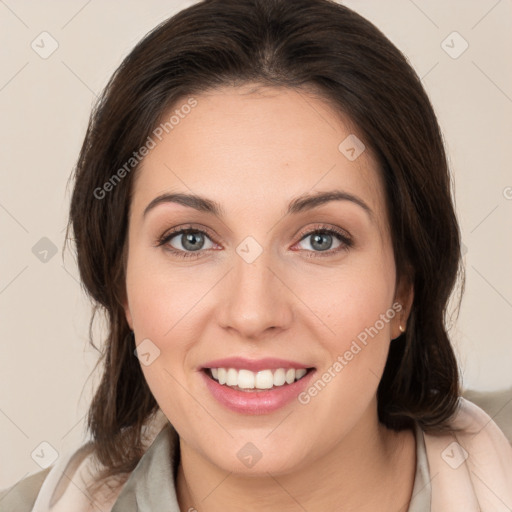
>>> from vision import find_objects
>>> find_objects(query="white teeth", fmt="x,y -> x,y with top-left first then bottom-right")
273,368 -> 286,386
208,367 -> 310,390
238,369 -> 255,389
255,369 -> 274,389
295,368 -> 307,380
226,368 -> 238,386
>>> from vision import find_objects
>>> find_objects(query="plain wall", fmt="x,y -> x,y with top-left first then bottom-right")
1,0 -> 511,488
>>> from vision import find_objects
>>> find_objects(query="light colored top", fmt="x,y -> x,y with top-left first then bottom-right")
1,397 -> 511,511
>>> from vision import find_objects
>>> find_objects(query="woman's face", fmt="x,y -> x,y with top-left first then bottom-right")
123,84 -> 412,474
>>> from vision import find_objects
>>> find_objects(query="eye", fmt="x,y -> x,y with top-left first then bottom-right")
156,223 -> 353,260
293,225 -> 353,257
157,225 -> 217,259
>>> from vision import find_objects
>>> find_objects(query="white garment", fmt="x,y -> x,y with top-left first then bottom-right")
1,397 -> 510,511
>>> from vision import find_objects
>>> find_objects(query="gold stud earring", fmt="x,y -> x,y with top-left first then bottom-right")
399,324 -> 405,333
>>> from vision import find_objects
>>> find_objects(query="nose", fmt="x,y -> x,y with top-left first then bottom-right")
216,249 -> 293,340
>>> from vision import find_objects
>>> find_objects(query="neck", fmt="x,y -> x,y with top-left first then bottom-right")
175,406 -> 416,512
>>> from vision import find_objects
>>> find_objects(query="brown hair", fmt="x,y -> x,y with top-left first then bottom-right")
65,0 -> 465,486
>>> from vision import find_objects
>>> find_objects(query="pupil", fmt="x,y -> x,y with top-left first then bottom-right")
312,233 -> 332,251
183,232 -> 203,251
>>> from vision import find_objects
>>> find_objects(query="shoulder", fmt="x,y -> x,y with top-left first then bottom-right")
0,443 -> 115,512
449,396 -> 512,462
0,461 -> 124,512
462,387 -> 512,443
0,468 -> 51,512
0,411 -> 170,512
423,396 -> 512,509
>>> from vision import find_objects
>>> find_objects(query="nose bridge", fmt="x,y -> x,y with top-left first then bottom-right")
217,242 -> 291,337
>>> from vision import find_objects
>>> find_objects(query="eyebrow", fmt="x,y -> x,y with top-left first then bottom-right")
143,190 -> 374,221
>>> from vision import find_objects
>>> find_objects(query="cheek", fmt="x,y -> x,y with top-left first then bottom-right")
334,278 -> 394,346
126,256 -> 208,424
125,247 -> 217,411
125,246 -> 208,339
312,253 -> 397,394
315,254 -> 395,348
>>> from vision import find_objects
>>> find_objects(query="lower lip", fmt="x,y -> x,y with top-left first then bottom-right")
200,369 -> 316,415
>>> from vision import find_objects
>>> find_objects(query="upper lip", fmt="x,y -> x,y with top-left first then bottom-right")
200,357 -> 314,372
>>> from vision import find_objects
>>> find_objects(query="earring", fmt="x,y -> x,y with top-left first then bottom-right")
399,324 -> 405,333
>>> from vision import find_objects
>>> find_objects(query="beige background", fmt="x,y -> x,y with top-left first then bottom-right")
1,0 -> 511,488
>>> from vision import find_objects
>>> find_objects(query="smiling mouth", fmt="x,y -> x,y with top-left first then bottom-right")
203,367 -> 315,392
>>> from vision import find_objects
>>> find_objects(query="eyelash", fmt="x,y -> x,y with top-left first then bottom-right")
156,223 -> 353,260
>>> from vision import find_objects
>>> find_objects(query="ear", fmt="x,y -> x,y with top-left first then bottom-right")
391,276 -> 414,341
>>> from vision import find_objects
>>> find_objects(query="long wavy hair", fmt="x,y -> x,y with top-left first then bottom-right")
65,0 -> 465,488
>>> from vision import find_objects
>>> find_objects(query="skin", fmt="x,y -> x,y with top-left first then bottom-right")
123,84 -> 416,511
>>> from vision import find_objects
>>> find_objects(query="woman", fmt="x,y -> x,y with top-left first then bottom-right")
2,0 -> 511,510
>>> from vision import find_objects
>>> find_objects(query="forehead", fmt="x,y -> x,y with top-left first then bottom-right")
131,85 -> 389,235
